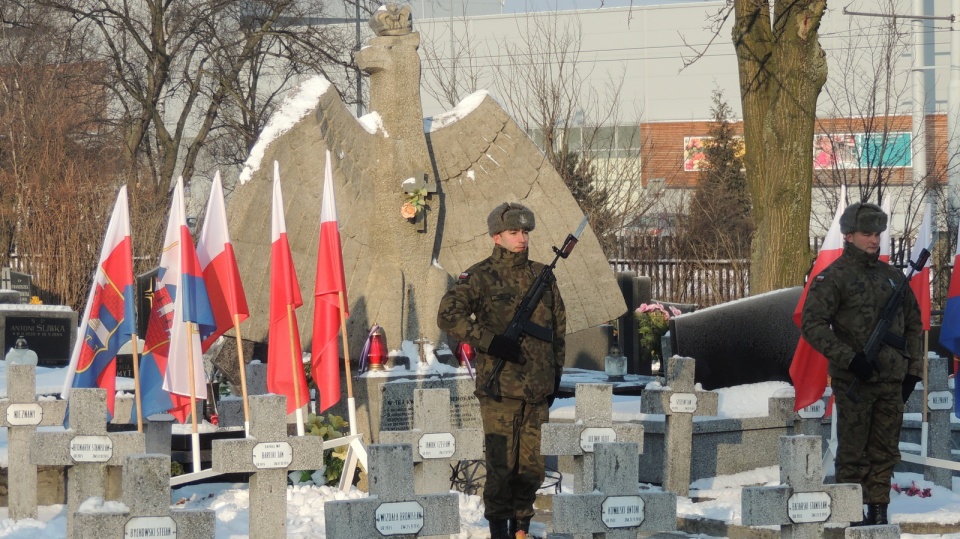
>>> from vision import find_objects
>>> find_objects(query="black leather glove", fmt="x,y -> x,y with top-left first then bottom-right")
848,352 -> 874,382
902,374 -> 922,403
547,374 -> 562,408
488,335 -> 524,364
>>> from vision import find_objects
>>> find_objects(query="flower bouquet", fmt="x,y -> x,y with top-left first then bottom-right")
635,302 -> 681,362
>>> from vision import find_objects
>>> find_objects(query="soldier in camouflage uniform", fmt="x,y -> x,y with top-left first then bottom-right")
437,202 -> 566,539
800,202 -> 923,526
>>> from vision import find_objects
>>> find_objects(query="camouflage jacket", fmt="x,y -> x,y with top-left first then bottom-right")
437,245 -> 566,402
800,242 -> 923,383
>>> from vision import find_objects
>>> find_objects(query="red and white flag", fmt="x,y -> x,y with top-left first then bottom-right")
790,184 -> 846,411
879,197 -> 891,264
908,198 -> 933,330
267,162 -> 310,414
197,171 -> 249,352
312,150 -> 349,413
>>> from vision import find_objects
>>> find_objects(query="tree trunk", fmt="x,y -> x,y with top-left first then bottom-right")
734,0 -> 827,294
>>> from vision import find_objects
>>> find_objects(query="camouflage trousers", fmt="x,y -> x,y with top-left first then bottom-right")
832,377 -> 904,504
479,395 -> 548,520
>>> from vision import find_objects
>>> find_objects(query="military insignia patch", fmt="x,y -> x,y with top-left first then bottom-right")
457,272 -> 470,283
815,275 -> 825,282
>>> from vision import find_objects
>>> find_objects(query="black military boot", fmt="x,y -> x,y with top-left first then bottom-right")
489,518 -> 510,539
509,517 -> 531,538
867,503 -> 889,525
852,505 -> 875,527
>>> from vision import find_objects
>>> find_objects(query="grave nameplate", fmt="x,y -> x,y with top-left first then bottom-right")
787,491 -> 831,523
70,435 -> 114,462
669,393 -> 697,413
124,516 -> 177,538
418,433 -> 456,459
601,496 -> 645,528
927,391 -> 953,411
1,268 -> 32,303
579,427 -> 617,452
6,403 -> 43,425
798,400 -> 825,419
375,501 -> 425,535
252,442 -> 293,468
3,314 -> 72,366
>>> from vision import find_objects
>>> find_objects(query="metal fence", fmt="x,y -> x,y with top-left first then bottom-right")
611,235 -> 950,311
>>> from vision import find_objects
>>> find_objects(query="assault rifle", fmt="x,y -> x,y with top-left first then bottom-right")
480,215 -> 589,397
846,247 -> 929,402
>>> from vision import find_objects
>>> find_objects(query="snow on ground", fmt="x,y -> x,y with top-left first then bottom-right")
0,360 -> 959,537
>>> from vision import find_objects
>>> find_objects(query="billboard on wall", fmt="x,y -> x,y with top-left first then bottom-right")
682,136 -> 745,172
684,132 -> 912,172
812,132 -> 912,170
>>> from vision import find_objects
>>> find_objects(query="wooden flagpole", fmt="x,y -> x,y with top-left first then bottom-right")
286,304 -> 305,436
336,291 -> 368,491
233,314 -> 251,437
186,322 -> 201,473
130,334 -> 143,433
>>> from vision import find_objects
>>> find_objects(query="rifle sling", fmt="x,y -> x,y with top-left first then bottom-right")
882,331 -> 906,352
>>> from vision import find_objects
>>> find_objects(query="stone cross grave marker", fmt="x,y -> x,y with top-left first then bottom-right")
542,383 -> 644,494
73,453 -> 215,539
0,364 -> 66,520
380,388 -> 483,493
31,388 -> 145,537
325,444 -> 460,539
211,394 -> 331,539
639,355 -> 718,496
923,355 -> 953,488
741,435 -> 863,539
843,525 -> 902,539
550,442 -> 677,538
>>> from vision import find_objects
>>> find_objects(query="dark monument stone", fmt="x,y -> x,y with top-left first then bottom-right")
616,272 -> 652,375
667,286 -> 801,390
0,307 -> 77,367
1,268 -> 32,304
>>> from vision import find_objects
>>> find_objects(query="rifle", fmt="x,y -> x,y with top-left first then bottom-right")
846,248 -> 929,402
480,215 -> 589,397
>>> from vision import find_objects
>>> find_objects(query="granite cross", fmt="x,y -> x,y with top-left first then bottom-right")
73,453 -> 215,539
542,383 -> 644,494
922,355 -> 952,489
211,394 -> 343,539
0,364 -> 65,520
380,388 -> 483,493
31,388 -> 146,537
324,443 -> 460,539
741,435 -> 864,539
639,355 -> 718,496
551,442 -> 677,537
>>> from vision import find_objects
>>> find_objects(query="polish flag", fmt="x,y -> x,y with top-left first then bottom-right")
908,198 -> 932,330
879,198 -> 891,264
312,150 -> 349,413
267,162 -> 310,414
61,186 -> 136,419
790,185 -> 846,411
197,171 -> 249,352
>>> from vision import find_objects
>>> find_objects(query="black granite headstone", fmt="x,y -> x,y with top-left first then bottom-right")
1,269 -> 32,304
667,286 -> 802,390
3,314 -> 72,366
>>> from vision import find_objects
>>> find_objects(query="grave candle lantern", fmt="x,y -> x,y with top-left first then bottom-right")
455,342 -> 475,368
368,326 -> 386,371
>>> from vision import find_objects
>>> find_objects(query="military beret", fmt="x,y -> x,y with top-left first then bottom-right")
840,202 -> 887,235
487,202 -> 535,236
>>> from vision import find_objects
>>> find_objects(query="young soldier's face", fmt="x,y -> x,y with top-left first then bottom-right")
845,231 -> 881,255
494,229 -> 529,253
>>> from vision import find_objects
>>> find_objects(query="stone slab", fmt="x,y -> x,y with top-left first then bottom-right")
668,287 -> 801,389
0,305 -> 77,367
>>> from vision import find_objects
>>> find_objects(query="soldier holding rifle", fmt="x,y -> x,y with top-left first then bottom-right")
438,202 -> 567,539
801,202 -> 923,526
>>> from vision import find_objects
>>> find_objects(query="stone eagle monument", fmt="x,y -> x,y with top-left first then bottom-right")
227,3 -> 626,360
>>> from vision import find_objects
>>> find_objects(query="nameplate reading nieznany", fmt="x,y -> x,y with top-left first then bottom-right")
6,403 -> 42,426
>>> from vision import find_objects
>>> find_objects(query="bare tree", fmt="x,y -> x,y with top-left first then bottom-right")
36,0 -> 357,189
